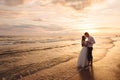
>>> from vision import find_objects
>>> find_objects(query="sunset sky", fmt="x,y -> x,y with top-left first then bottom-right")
0,0 -> 120,35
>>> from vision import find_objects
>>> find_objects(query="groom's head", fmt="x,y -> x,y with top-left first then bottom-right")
84,32 -> 89,37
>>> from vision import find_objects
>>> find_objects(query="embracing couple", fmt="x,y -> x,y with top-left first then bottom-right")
78,32 -> 95,69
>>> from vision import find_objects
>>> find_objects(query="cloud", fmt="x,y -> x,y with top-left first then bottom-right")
33,18 -> 42,21
39,24 -> 65,31
0,24 -> 65,35
52,0 -> 91,10
13,24 -> 34,28
0,24 -> 33,30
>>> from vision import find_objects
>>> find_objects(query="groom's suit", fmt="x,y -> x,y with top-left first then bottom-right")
87,36 -> 95,62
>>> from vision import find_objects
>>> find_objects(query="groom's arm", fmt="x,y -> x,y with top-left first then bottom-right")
89,37 -> 95,44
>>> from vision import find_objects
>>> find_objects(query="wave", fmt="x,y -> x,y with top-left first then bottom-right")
0,35 -> 80,46
0,42 -> 78,58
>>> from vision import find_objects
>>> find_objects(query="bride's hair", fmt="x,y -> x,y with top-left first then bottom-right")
81,36 -> 86,47
82,36 -> 85,41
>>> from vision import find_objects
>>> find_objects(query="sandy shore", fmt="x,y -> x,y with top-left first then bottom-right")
0,36 -> 120,80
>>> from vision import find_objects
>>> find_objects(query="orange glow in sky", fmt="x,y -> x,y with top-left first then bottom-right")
0,0 -> 120,35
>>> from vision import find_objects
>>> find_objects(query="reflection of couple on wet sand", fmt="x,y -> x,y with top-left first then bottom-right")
79,66 -> 94,80
78,32 -> 95,69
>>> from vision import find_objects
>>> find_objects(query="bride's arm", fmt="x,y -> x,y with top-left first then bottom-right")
83,41 -> 88,47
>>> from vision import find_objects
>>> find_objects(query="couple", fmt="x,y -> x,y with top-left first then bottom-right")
78,32 -> 95,68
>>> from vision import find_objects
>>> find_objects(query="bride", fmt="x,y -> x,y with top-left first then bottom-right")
78,36 -> 88,68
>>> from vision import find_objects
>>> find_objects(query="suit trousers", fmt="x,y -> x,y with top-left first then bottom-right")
87,47 -> 93,62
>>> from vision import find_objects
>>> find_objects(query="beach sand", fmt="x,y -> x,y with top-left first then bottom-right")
0,36 -> 120,80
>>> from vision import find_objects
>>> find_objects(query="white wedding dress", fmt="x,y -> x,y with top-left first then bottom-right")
78,42 -> 88,67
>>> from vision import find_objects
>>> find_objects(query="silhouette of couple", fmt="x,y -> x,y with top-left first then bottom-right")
78,32 -> 95,69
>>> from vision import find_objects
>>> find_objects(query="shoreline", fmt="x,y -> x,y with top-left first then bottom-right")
0,36 -> 120,80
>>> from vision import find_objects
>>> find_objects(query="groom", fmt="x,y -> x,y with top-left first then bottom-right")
84,32 -> 95,66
